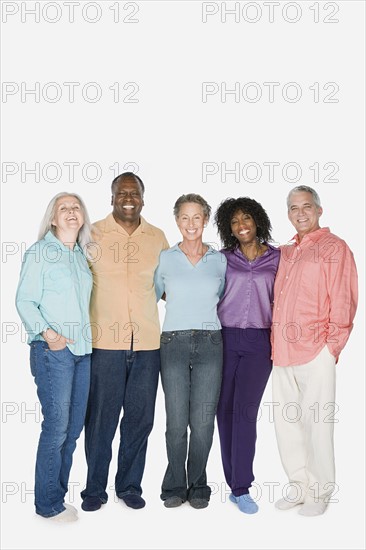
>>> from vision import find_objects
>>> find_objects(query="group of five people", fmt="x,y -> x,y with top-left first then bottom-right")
15,173 -> 358,522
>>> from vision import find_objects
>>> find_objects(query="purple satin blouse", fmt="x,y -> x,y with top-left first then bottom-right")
217,244 -> 280,329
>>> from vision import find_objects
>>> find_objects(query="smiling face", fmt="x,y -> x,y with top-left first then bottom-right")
230,209 -> 257,246
176,202 -> 207,242
111,175 -> 144,225
51,195 -> 84,235
288,191 -> 323,240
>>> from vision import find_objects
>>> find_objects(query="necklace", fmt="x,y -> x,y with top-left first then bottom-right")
241,242 -> 262,263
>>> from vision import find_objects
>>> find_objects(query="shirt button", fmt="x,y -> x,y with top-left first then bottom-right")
286,276 -> 288,279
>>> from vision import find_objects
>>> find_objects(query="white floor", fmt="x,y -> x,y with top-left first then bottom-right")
1,378 -> 365,550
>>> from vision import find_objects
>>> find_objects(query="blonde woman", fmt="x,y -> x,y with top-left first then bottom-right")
16,192 -> 93,522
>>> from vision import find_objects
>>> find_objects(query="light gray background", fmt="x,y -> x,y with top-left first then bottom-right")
1,1 -> 365,549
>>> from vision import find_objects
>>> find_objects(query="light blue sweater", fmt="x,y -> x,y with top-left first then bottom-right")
16,231 -> 93,355
154,243 -> 227,331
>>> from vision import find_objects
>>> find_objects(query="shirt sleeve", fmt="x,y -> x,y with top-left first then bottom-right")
218,253 -> 227,298
323,242 -> 358,360
162,232 -> 170,251
154,251 -> 165,302
15,244 -> 48,340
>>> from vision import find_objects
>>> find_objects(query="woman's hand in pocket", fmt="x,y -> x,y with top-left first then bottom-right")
42,328 -> 75,351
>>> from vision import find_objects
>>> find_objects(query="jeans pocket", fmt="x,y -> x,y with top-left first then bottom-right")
160,333 -> 174,345
48,346 -> 67,352
208,330 -> 222,345
47,346 -> 69,361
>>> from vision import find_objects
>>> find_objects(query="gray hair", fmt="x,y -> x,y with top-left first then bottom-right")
38,192 -> 93,257
173,193 -> 211,220
287,186 -> 322,209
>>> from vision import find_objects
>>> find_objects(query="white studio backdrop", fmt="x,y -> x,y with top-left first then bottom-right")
1,1 -> 365,549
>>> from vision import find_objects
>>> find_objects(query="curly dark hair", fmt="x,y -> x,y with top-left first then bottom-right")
214,197 -> 273,250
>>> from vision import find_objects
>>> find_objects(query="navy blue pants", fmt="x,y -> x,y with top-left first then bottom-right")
81,347 -> 160,502
217,327 -> 272,497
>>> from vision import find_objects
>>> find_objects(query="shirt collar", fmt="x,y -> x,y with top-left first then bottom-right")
104,213 -> 154,236
229,242 -> 277,258
168,242 -> 217,255
44,230 -> 82,252
292,227 -> 330,245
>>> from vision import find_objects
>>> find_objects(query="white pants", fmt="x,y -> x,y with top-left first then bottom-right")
273,346 -> 336,502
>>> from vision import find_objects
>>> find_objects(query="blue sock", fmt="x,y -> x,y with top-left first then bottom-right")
237,494 -> 258,514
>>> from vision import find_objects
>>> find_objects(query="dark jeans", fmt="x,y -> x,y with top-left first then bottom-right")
160,330 -> 223,502
81,348 -> 160,502
217,327 -> 272,497
30,341 -> 90,517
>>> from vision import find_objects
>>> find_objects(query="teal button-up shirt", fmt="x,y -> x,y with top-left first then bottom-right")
16,231 -> 93,356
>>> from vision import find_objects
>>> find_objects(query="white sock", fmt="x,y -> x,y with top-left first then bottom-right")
298,500 -> 328,517
47,508 -> 78,522
64,503 -> 78,514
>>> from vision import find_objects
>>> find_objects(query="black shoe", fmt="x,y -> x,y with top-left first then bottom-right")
81,496 -> 103,512
120,494 -> 146,509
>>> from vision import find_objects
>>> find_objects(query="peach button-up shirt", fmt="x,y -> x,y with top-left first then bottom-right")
271,227 -> 358,367
89,214 -> 169,350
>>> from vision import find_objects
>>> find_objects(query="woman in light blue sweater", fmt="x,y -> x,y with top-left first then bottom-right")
154,193 -> 226,509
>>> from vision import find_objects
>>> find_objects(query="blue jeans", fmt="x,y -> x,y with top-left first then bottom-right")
160,330 -> 223,502
30,341 -> 90,517
81,348 -> 160,502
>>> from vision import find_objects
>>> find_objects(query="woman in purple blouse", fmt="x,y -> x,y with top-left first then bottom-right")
215,197 -> 280,514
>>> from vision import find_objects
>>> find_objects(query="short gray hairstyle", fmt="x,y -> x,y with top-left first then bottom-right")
287,186 -> 322,209
38,192 -> 93,257
111,172 -> 145,195
173,193 -> 211,220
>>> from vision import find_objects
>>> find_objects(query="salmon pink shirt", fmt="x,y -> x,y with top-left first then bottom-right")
271,227 -> 358,367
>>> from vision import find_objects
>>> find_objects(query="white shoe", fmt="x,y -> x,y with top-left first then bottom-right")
298,500 -> 328,516
64,503 -> 78,514
47,508 -> 78,522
